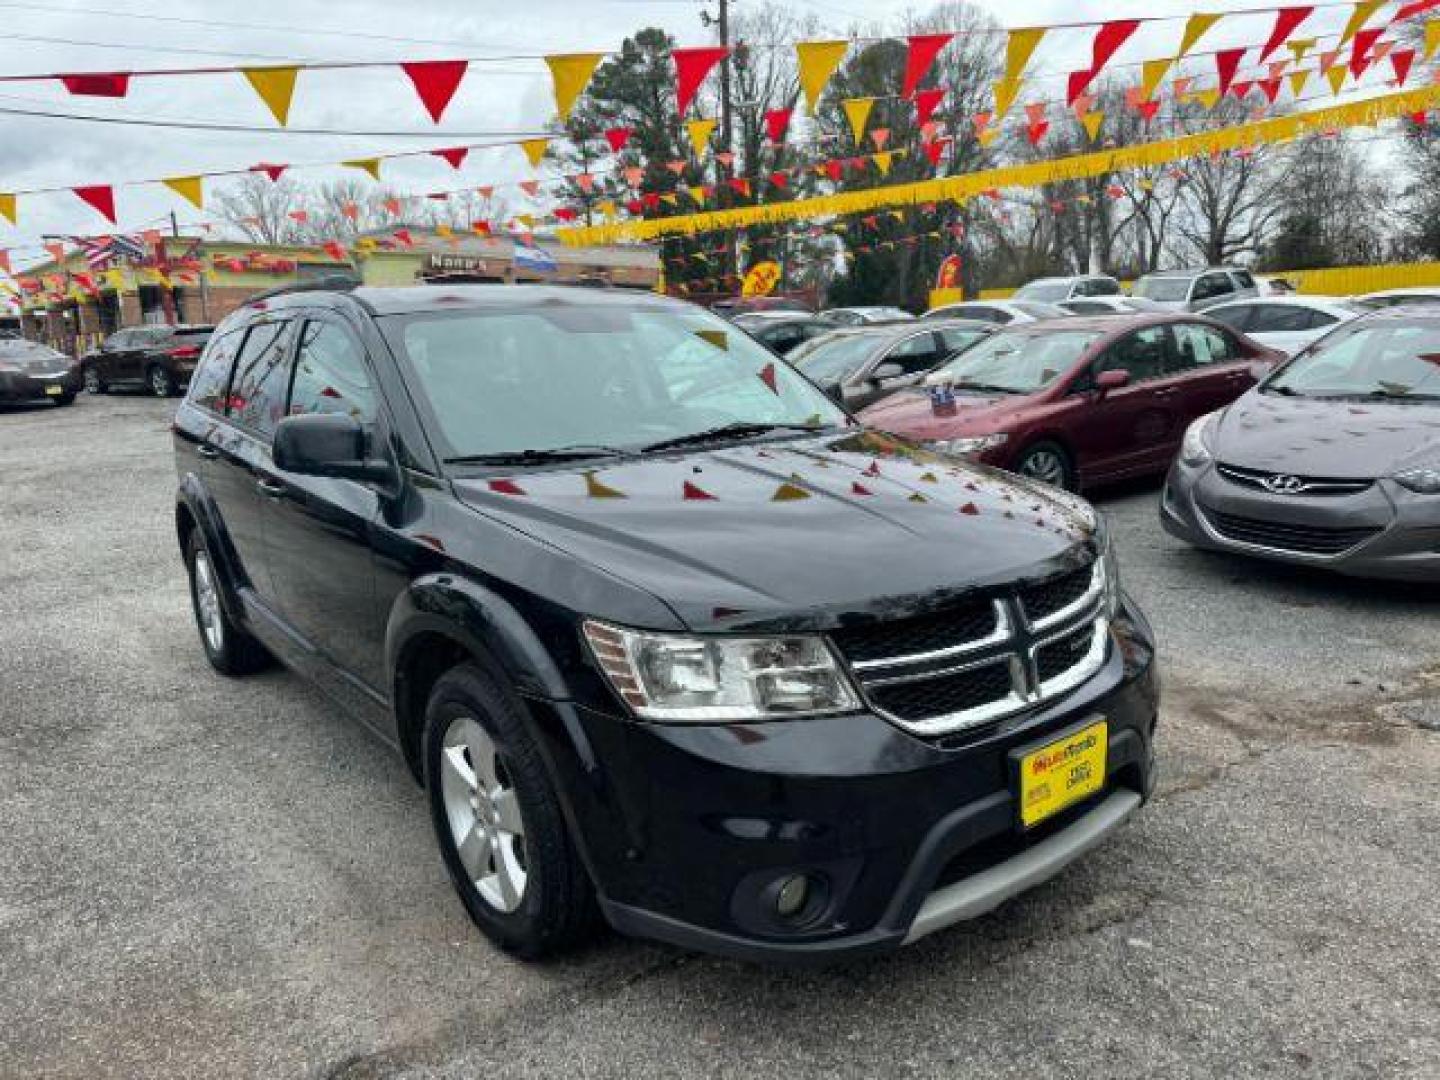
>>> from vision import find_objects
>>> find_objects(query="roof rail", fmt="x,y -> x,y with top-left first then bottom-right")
245,274 -> 362,304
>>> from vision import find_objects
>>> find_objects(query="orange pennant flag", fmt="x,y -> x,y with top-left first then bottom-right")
545,53 -> 604,121
162,176 -> 204,210
242,66 -> 299,125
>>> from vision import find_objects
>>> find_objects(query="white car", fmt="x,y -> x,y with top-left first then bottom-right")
921,299 -> 1069,325
1014,274 -> 1122,302
1203,296 -> 1366,356
821,306 -> 915,325
1058,296 -> 1166,316
1355,287 -> 1440,309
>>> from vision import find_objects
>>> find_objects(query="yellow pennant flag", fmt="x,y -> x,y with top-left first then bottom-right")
686,117 -> 717,158
977,127 -> 998,148
1003,28 -> 1046,84
0,193 -> 15,224
1288,69 -> 1310,97
242,66 -> 300,126
162,176 -> 204,210
515,213 -> 536,229
1340,1 -> 1382,47
103,268 -> 126,291
545,53 -> 604,121
993,77 -> 1021,118
795,41 -> 849,114
842,97 -> 875,142
435,224 -> 454,239
596,199 -> 617,219
1141,58 -> 1173,102
1427,22 -> 1440,61
1082,111 -> 1104,141
872,151 -> 894,176
1178,13 -> 1222,58
1326,66 -> 1347,95
520,138 -> 549,168
1288,38 -> 1316,64
342,158 -> 382,181
1194,88 -> 1221,109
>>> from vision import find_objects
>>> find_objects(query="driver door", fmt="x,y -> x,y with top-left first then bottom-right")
1067,325 -> 1182,482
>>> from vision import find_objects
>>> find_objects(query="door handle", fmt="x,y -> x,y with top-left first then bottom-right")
196,444 -> 219,460
256,477 -> 286,498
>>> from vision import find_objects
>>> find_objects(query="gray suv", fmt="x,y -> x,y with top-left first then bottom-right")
1132,268 -> 1259,312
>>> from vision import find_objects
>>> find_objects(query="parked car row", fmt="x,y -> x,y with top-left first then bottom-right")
81,324 -> 215,398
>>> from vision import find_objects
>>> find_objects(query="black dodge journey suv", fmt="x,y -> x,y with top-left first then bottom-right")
173,283 -> 1159,962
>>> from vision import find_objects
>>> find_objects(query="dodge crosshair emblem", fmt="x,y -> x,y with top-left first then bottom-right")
1261,474 -> 1308,494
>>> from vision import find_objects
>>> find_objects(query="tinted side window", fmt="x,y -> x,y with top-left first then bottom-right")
1064,301 -> 1108,315
227,321 -> 295,437
188,328 -> 244,414
885,333 -> 941,374
1193,274 -> 1232,301
1231,270 -> 1256,289
1208,305 -> 1253,330
1096,327 -> 1170,382
1255,305 -> 1335,332
288,321 -> 376,422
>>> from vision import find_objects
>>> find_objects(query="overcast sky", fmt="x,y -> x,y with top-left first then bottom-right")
0,0 -> 1408,269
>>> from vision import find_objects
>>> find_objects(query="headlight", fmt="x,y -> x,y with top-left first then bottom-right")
1091,518 -> 1122,619
1179,411 -> 1219,467
583,620 -> 860,722
931,433 -> 1009,457
1393,466 -> 1440,494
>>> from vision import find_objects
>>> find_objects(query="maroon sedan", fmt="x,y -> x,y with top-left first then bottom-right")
857,314 -> 1280,491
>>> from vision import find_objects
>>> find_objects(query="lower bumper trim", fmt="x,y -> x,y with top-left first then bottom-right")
903,789 -> 1142,943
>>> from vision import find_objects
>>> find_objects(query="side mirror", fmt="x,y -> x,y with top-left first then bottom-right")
1094,369 -> 1130,395
273,413 -> 392,485
870,361 -> 904,383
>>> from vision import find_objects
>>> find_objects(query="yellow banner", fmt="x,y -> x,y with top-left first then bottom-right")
556,83 -> 1440,247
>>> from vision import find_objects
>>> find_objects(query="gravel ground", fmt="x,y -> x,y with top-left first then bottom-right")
2,394 -> 1436,1080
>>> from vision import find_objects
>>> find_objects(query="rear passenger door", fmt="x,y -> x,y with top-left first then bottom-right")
1169,321 -> 1257,420
258,314 -> 386,691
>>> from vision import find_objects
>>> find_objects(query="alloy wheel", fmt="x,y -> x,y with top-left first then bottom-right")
1021,449 -> 1068,488
149,368 -> 170,397
83,368 -> 101,394
439,715 -> 528,913
192,549 -> 224,654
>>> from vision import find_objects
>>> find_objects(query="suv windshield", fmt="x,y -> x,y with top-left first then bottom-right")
789,333 -> 878,384
930,329 -> 1101,393
1015,282 -> 1070,302
1133,276 -> 1191,302
1266,320 -> 1440,399
386,302 -> 846,461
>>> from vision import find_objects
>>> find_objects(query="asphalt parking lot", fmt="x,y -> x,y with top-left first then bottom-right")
2,394 -> 1437,1080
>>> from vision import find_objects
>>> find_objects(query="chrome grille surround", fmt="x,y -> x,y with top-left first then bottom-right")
1216,462 -> 1373,497
834,560 -> 1109,738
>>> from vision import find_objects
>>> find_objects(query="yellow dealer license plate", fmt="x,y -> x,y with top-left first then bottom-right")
44,385 -> 63,396
1017,720 -> 1107,828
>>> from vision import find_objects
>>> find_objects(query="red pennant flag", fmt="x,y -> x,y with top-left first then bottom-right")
1350,27 -> 1383,77
1257,76 -> 1283,103
1215,48 -> 1246,97
851,482 -> 873,496
59,73 -> 130,97
1391,48 -> 1417,86
1068,19 -> 1141,104
553,207 -> 578,222
431,147 -> 469,169
252,162 -> 288,182
1066,70 -> 1093,106
1026,120 -> 1049,145
682,481 -> 716,501
488,478 -> 526,496
44,242 -> 65,264
1396,0 -> 1440,17
825,159 -> 845,182
603,126 -> 632,152
1106,183 -> 1126,199
1260,7 -> 1313,62
914,87 -> 944,127
757,362 -> 778,394
287,210 -> 309,223
340,202 -> 359,221
923,139 -> 951,166
728,177 -> 751,198
642,192 -> 661,210
0,250 -> 10,276
73,185 -> 116,224
322,240 -> 348,261
518,179 -> 540,197
393,228 -> 414,247
959,502 -> 980,516
716,150 -> 735,168
401,60 -> 469,122
472,220 -> 493,237
382,196 -> 402,216
672,47 -> 729,116
769,171 -> 789,189
902,33 -> 954,98
764,108 -> 792,143
1137,99 -> 1161,121
1231,79 -> 1254,100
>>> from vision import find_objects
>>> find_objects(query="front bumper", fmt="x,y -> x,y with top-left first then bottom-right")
0,367 -> 79,402
534,598 -> 1159,964
1161,459 -> 1440,582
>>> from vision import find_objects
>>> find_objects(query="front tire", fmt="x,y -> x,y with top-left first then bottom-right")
1015,440 -> 1076,492
82,365 -> 107,394
423,663 -> 596,959
147,364 -> 176,398
185,531 -> 271,677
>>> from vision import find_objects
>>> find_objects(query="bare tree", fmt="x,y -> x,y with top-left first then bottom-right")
212,173 -> 311,245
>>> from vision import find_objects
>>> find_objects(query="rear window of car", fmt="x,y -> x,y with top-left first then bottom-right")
1015,282 -> 1070,302
1133,276 -> 1191,302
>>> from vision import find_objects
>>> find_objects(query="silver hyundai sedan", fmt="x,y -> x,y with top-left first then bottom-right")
1161,308 -> 1440,582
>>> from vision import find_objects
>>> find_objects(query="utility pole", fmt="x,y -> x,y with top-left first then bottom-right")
703,0 -> 737,291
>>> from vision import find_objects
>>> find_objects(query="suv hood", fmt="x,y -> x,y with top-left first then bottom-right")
857,388 -> 1033,440
1214,392 -> 1440,477
452,430 -> 1098,632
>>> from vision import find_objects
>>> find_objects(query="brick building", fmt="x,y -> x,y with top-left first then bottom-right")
12,233 -> 659,355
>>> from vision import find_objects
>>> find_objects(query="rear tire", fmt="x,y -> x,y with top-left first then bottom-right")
82,366 -> 107,394
147,364 -> 177,398
423,663 -> 597,959
1015,440 -> 1076,492
184,531 -> 271,677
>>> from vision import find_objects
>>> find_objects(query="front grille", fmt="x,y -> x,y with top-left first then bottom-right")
830,599 -> 997,665
1203,506 -> 1382,556
867,660 -> 1016,723
1018,567 -> 1093,625
1216,463 -> 1373,497
831,559 -> 1108,738
1036,624 -> 1097,684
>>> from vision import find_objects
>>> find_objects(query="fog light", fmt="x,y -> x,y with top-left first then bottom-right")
775,874 -> 810,919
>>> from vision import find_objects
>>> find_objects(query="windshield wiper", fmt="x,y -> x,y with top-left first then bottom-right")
953,381 -> 1023,394
637,421 -> 827,454
444,445 -> 628,466
1352,384 -> 1440,400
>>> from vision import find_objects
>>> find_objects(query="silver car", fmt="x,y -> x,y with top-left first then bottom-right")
1132,268 -> 1260,312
